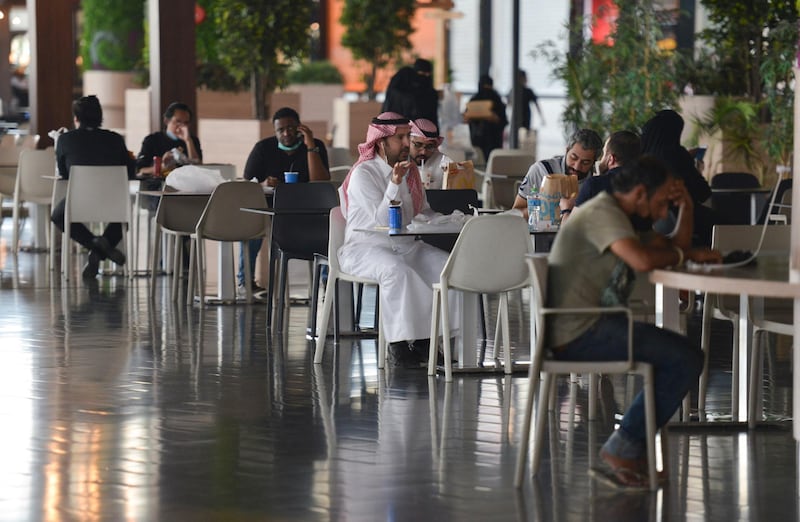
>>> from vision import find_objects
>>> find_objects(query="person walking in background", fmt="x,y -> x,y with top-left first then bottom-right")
465,74 -> 508,162
51,95 -> 135,280
516,70 -> 545,131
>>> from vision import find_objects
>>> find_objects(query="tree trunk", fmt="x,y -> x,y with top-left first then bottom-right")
366,61 -> 377,101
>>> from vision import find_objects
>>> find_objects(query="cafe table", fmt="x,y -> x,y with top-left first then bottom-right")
650,256 -> 800,431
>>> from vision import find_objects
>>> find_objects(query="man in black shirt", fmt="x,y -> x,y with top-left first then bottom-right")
135,102 -> 202,175
239,107 -> 331,294
51,95 -> 135,279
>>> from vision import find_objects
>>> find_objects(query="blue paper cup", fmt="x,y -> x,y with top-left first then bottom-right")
284,171 -> 299,183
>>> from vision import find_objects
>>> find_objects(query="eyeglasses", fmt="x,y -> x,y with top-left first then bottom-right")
411,141 -> 437,152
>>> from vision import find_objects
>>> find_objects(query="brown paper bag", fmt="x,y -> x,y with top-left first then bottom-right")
444,160 -> 475,190
539,174 -> 579,222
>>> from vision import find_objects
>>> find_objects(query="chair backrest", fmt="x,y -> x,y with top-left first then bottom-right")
442,214 -> 533,293
66,165 -> 130,223
204,163 -> 236,180
329,147 -> 354,168
711,172 -> 760,189
757,178 -> 792,224
272,182 -> 339,257
328,206 -> 346,275
484,149 -> 535,209
711,224 -> 791,256
425,189 -> 479,214
710,172 -> 762,225
196,181 -> 269,241
15,148 -> 55,204
485,149 -> 535,177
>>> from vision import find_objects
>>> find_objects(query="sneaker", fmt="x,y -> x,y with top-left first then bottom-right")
237,283 -> 268,302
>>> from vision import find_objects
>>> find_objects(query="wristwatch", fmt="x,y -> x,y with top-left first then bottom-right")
307,146 -> 320,154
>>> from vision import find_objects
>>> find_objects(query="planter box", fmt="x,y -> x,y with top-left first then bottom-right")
197,89 -> 300,120
197,118 -> 272,177
286,84 -> 344,137
332,99 -> 382,159
83,70 -> 138,132
124,88 -> 151,153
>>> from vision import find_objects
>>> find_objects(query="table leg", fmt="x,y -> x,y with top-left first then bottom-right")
455,291 -> 477,368
655,284 -> 681,333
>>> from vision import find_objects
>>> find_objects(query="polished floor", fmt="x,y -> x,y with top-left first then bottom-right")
0,221 -> 798,522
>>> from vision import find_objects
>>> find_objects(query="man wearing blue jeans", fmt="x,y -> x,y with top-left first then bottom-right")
546,156 -> 721,487
238,107 -> 330,295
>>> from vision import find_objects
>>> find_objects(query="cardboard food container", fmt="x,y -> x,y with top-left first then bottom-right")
464,100 -> 494,119
443,160 -> 475,190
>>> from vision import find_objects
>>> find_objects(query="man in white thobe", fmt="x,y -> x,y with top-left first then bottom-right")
409,118 -> 453,189
339,112 -> 460,368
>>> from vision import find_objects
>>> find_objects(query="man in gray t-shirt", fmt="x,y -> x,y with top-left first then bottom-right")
545,156 -> 720,487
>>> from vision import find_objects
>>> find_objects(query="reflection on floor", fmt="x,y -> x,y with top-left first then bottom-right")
0,228 -> 796,521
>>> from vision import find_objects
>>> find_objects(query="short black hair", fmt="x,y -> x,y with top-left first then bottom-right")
566,129 -> 603,160
73,95 -> 103,128
606,130 -> 641,166
163,102 -> 192,121
611,155 -> 671,196
272,107 -> 300,123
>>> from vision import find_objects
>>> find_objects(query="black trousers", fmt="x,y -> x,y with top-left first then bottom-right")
51,198 -> 122,256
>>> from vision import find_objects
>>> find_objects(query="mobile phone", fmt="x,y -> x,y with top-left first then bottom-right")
695,146 -> 707,162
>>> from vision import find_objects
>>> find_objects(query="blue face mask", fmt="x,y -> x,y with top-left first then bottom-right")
278,140 -> 302,152
166,130 -> 179,141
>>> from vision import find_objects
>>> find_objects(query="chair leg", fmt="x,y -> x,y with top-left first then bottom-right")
11,197 -> 20,254
428,286 -> 441,375
748,329 -> 764,429
242,242 -> 253,304
149,227 -> 161,301
197,237 -> 207,307
698,295 -> 713,418
275,254 -> 289,332
514,356 -> 541,488
531,373 -> 554,476
588,374 -> 598,421
731,320 -> 740,419
441,288 -> 453,382
176,236 -> 185,303
641,365 -> 659,491
266,244 -> 278,330
500,293 -> 512,374
314,275 -> 337,364
309,258 -> 325,337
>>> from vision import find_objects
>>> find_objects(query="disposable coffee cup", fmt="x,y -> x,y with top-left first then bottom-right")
284,171 -> 299,183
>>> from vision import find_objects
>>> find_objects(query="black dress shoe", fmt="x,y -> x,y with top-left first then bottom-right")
410,339 -> 431,366
82,251 -> 100,279
388,341 -> 424,369
91,237 -> 126,266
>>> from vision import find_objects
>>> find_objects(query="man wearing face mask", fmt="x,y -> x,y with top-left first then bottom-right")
136,102 -> 202,175
238,107 -> 331,297
513,128 -> 603,217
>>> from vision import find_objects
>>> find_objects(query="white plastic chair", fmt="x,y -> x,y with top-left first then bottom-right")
480,148 -> 534,209
313,206 -> 386,367
428,214 -> 533,381
11,148 -> 56,253
515,254 -> 665,492
699,225 -> 791,419
748,295 -> 792,428
188,181 -> 269,306
62,166 -> 131,281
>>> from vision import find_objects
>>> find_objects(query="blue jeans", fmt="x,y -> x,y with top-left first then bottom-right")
555,315 -> 703,460
237,239 -> 263,287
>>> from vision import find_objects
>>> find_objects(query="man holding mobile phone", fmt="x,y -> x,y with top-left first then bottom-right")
240,107 -> 331,297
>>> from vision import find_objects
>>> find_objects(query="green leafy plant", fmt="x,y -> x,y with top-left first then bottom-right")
286,61 -> 344,85
691,97 -> 764,174
80,0 -> 145,71
340,0 -> 416,99
538,0 -> 679,139
210,0 -> 313,120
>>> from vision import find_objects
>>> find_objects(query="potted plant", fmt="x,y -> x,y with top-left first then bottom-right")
80,0 -> 145,129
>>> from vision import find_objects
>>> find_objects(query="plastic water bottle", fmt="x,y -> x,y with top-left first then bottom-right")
527,187 -> 541,232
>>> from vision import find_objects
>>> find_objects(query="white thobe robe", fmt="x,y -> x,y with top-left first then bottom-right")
339,157 -> 460,343
417,150 -> 453,189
